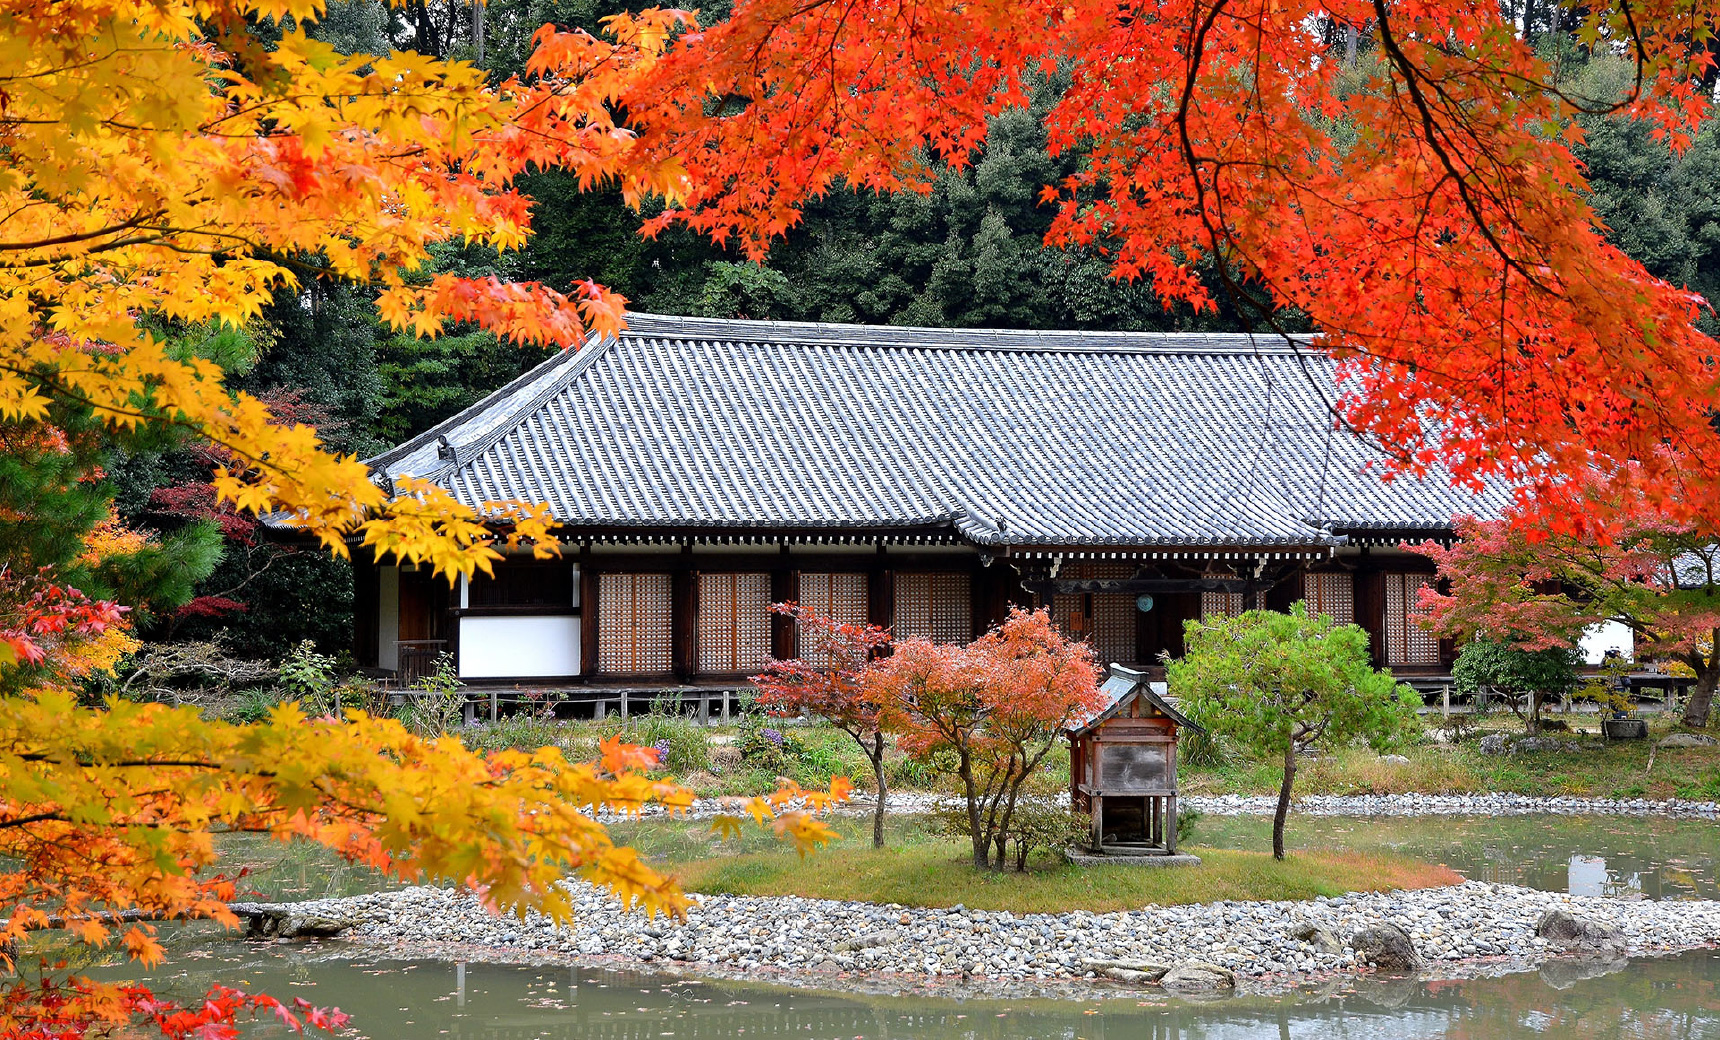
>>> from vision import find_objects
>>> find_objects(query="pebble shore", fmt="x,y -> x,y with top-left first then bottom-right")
276,793 -> 1720,998
607,790 -> 1720,821
293,878 -> 1720,995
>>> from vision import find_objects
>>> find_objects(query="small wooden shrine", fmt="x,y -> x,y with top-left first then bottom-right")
1068,664 -> 1202,856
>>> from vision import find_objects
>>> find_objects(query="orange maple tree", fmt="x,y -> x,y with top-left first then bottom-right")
865,608 -> 1104,871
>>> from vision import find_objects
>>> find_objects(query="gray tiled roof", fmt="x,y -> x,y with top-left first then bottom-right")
367,313 -> 1503,547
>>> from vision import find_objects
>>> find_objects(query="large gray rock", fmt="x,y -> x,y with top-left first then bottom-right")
1083,958 -> 1172,986
1479,734 -> 1509,755
1158,961 -> 1237,992
1536,909 -> 1624,954
1658,733 -> 1719,748
1350,923 -> 1424,972
1287,921 -> 1345,955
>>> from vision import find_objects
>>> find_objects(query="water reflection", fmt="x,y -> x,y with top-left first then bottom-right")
94,946 -> 1720,1040
1192,814 -> 1720,900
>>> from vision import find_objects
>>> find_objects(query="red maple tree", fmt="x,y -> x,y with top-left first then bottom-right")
550,1 -> 1720,531
1411,461 -> 1720,728
752,604 -> 895,847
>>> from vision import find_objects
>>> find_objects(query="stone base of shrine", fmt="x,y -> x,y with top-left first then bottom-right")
1064,847 -> 1202,868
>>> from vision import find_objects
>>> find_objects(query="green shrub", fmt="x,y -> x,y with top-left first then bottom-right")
625,711 -> 711,774
398,655 -> 465,736
783,731 -> 852,786
736,716 -> 790,773
462,711 -> 563,753
1006,798 -> 1089,870
1179,727 -> 1229,768
1176,805 -> 1202,845
886,753 -> 944,790
278,640 -> 337,716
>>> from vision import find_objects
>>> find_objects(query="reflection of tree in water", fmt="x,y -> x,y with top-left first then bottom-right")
85,948 -> 1720,1040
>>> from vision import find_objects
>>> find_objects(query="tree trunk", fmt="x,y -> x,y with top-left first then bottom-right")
1683,663 -> 1717,729
961,756 -> 988,870
993,834 -> 1007,871
1273,741 -> 1297,861
869,733 -> 888,849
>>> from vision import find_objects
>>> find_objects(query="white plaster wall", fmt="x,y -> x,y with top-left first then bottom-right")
1579,620 -> 1633,665
378,566 -> 400,671
459,615 -> 580,678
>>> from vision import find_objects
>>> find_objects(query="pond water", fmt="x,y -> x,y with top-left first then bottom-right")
97,945 -> 1720,1039
1188,813 -> 1720,901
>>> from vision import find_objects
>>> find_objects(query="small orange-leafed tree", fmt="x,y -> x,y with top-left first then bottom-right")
866,608 -> 1105,871
752,603 -> 894,847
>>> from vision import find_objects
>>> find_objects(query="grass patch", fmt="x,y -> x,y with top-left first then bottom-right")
620,816 -> 1462,913
667,839 -> 1460,913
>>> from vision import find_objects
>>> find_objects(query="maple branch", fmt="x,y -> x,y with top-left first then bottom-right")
0,212 -> 166,253
1371,0 -> 1553,295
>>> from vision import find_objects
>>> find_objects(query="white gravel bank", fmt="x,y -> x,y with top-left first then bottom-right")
282,879 -> 1720,992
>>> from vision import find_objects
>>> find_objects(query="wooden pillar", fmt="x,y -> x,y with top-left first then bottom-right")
721,688 -> 731,724
579,558 -> 598,678
1091,794 -> 1104,852
490,688 -> 499,721
868,561 -> 893,634
353,548 -> 380,667
770,564 -> 798,660
1356,559 -> 1386,667
1167,794 -> 1178,853
671,559 -> 696,683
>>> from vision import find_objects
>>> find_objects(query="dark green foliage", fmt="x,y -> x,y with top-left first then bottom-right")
1452,639 -> 1581,733
239,279 -> 383,456
373,329 -> 554,443
1169,605 -> 1420,858
164,545 -> 354,659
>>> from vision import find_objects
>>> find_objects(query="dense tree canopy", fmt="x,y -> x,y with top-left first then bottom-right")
1169,606 -> 1419,859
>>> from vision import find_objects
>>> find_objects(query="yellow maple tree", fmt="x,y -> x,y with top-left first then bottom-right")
0,5 -> 843,1033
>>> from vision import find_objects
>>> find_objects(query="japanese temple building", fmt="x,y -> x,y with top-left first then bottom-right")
353,313 -> 1503,694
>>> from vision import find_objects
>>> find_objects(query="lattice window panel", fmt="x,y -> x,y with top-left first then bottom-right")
1302,571 -> 1355,625
1201,577 -> 1263,621
697,572 -> 772,673
1051,563 -> 1136,667
894,572 -> 972,644
1385,573 -> 1441,666
598,572 -> 672,674
798,572 -> 869,666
